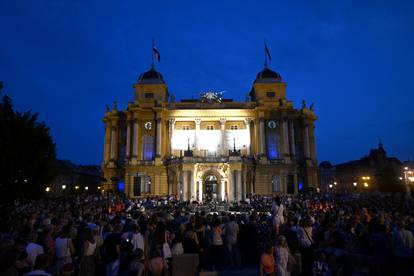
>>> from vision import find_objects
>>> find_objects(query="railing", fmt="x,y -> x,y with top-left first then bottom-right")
164,155 -> 256,165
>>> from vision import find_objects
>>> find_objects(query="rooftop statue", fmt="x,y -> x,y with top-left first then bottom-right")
200,91 -> 223,103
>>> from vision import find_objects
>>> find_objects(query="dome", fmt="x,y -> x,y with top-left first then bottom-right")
254,67 -> 282,83
319,161 -> 333,168
138,66 -> 164,84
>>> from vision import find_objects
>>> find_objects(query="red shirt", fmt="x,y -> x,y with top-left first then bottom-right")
261,253 -> 275,274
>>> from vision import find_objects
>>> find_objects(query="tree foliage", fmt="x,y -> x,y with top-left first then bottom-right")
0,87 -> 56,201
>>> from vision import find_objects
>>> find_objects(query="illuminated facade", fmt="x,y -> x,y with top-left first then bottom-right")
102,64 -> 318,200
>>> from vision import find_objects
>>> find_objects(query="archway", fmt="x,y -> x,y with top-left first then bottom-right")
201,170 -> 222,202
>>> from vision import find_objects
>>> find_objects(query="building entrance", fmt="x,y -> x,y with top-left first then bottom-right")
204,174 -> 218,201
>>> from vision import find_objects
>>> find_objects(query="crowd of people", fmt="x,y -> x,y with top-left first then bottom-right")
0,191 -> 413,276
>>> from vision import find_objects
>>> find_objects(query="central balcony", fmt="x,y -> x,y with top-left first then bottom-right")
164,155 -> 255,165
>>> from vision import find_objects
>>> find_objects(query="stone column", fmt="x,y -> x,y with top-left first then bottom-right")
110,127 -> 116,159
194,118 -> 201,155
228,170 -> 234,202
198,180 -> 203,202
221,179 -> 226,202
169,118 -> 175,155
289,120 -> 295,158
304,124 -> 311,159
242,170 -> 247,200
182,171 -> 188,201
189,170 -> 195,201
309,124 -> 316,162
250,171 -> 255,194
244,118 -> 251,156
259,119 -> 266,155
126,121 -> 131,158
236,170 -> 242,202
283,119 -> 289,157
220,118 -> 226,155
132,121 -> 139,157
294,174 -> 298,194
104,125 -> 111,161
156,118 -> 162,157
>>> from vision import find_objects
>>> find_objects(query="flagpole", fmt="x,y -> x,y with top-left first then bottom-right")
151,38 -> 155,68
264,39 -> 268,68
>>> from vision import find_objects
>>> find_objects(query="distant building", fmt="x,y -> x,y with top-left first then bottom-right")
48,160 -> 101,194
101,63 -> 319,200
333,142 -> 401,192
318,161 -> 336,192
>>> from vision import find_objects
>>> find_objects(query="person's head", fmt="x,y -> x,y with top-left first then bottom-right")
229,214 -> 235,222
33,254 -> 48,271
83,228 -> 95,243
60,225 -> 71,238
274,196 -> 281,206
277,235 -> 287,247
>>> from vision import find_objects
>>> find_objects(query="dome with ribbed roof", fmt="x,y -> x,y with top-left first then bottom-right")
254,67 -> 282,83
138,65 -> 164,84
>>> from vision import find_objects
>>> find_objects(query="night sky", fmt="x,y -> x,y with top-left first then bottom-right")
1,0 -> 413,165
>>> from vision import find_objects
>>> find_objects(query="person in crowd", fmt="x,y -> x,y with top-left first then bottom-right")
260,243 -> 275,276
103,224 -> 122,276
210,219 -> 224,270
272,196 -> 285,237
25,232 -> 44,269
392,220 -> 414,276
54,226 -> 75,272
23,254 -> 51,276
78,228 -> 96,276
128,249 -> 144,276
224,214 -> 240,268
297,218 -> 314,276
275,236 -> 289,276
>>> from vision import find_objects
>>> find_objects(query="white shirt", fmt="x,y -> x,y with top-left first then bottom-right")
26,242 -> 44,266
131,232 -> 145,252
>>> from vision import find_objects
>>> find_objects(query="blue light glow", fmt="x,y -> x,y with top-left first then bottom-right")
298,181 -> 303,190
118,181 -> 125,192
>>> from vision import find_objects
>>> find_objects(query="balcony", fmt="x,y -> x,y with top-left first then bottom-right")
164,155 -> 255,165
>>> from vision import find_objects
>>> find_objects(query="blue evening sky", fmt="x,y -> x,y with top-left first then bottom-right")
1,0 -> 413,165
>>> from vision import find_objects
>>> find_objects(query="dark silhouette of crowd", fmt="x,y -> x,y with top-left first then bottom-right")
0,191 -> 413,276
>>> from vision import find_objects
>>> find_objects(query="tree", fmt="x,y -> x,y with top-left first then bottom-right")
0,85 -> 56,201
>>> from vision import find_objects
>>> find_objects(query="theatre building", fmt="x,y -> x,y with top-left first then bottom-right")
102,64 -> 318,201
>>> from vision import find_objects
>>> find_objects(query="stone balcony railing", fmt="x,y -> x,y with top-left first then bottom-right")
163,155 -> 257,165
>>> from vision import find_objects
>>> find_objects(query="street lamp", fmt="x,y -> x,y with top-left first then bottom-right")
62,185 -> 66,190
45,187 -> 51,192
353,182 -> 357,187
85,186 -> 89,190
75,185 -> 79,190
